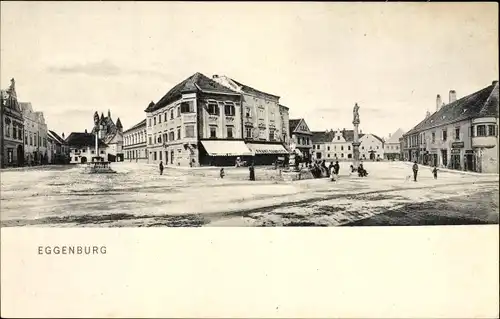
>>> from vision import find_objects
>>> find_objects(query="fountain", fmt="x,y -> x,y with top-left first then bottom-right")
82,112 -> 116,174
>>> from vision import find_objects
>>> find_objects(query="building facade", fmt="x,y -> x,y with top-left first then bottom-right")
19,102 -> 48,165
145,73 -> 289,167
211,75 -> 289,165
384,128 -> 405,160
123,119 -> 147,162
289,118 -> 313,161
0,78 -> 25,168
359,133 -> 385,161
91,110 -> 124,162
403,81 -> 499,173
66,132 -> 107,164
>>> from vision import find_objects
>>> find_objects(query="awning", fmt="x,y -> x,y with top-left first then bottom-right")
246,143 -> 290,155
201,140 -> 252,156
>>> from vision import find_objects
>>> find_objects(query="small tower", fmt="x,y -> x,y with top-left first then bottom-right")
116,118 -> 123,132
108,109 -> 111,119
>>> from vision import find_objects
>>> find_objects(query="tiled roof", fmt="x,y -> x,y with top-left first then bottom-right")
124,119 -> 146,133
312,129 -> 367,144
66,132 -> 107,148
405,82 -> 499,136
385,128 -> 405,144
230,78 -> 280,99
116,118 -> 123,129
145,72 -> 238,113
48,130 -> 66,144
289,119 -> 301,135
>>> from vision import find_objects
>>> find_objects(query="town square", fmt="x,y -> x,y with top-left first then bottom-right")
1,2 -> 498,228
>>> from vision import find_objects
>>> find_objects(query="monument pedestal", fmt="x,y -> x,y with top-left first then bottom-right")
352,141 -> 360,168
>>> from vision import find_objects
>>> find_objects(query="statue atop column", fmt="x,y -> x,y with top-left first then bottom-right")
353,103 -> 360,124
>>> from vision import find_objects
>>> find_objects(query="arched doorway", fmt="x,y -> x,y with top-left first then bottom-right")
81,156 -> 87,164
17,145 -> 24,166
369,151 -> 375,161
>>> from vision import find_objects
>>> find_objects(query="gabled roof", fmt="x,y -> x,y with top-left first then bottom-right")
48,130 -> 66,144
124,119 -> 146,133
145,72 -> 238,113
405,81 -> 499,136
65,132 -> 107,148
289,119 -> 301,134
385,128 -> 405,144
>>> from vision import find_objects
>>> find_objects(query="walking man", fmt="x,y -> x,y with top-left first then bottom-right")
432,166 -> 438,179
159,161 -> 164,175
412,161 -> 419,182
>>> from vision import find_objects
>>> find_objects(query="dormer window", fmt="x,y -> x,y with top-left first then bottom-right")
337,136 -> 340,140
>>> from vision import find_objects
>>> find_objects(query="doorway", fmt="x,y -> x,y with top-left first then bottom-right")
17,145 -> 23,166
465,154 -> 474,171
81,156 -> 87,164
451,154 -> 461,170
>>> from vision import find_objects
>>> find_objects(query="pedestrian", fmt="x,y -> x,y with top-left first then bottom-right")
159,161 -> 164,175
412,161 -> 419,182
249,163 -> 255,181
432,166 -> 438,179
330,164 -> 336,181
220,168 -> 225,179
333,160 -> 340,175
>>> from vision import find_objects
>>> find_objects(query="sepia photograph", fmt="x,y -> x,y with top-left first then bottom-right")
0,1 -> 499,318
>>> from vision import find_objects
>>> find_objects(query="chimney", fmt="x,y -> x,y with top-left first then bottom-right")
108,109 -> 111,118
62,133 -> 65,139
85,129 -> 88,133
449,90 -> 457,103
425,110 -> 431,118
213,75 -> 219,79
436,94 -> 442,112
493,80 -> 499,86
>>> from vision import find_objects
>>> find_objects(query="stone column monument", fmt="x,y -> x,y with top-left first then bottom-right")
352,103 -> 361,169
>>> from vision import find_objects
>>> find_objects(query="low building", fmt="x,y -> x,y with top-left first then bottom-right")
47,130 -> 69,164
91,110 -> 124,162
66,132 -> 107,164
312,128 -> 384,161
289,118 -> 313,161
0,78 -> 25,168
403,81 -> 499,173
19,102 -> 48,165
359,133 -> 385,161
384,128 -> 405,160
123,119 -> 147,162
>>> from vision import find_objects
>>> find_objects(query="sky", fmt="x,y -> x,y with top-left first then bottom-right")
1,2 -> 498,139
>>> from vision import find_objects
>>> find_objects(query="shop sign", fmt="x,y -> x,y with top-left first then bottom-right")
452,142 -> 464,148
451,149 -> 461,154
465,150 -> 474,154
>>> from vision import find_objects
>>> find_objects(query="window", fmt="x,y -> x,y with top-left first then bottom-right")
4,120 -> 10,138
361,146 -> 364,150
148,119 -> 152,127
164,113 -> 168,122
163,133 -> 168,142
327,146 -> 330,151
34,133 -> 37,146
177,127 -> 181,139
327,154 -> 330,158
148,136 -> 152,145
454,127 -> 460,140
245,127 -> 252,138
81,148 -> 86,153
348,145 -> 351,151
225,102 -> 235,116
181,101 -> 194,113
227,126 -> 234,139
208,102 -> 219,116
25,133 -> 28,144
337,136 -> 340,140
169,131 -> 175,141
159,151 -> 162,161
488,125 -> 496,136
258,108 -> 265,120
341,146 -> 344,151
245,107 -> 251,118
157,135 -> 162,144
170,110 -> 174,120
12,126 -> 17,139
210,126 -> 217,138
100,150 -> 105,154
341,153 -> 344,158
477,125 -> 487,137
431,132 -> 435,143
377,146 -> 379,149
442,129 -> 447,141
158,114 -> 161,124
348,154 -> 352,159
154,152 -> 157,161
154,117 -> 156,125
269,130 -> 275,141
185,125 -> 195,138
177,106 -> 181,117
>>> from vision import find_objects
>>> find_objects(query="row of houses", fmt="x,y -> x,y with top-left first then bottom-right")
120,72 -> 399,167
400,80 -> 499,173
0,78 -> 69,168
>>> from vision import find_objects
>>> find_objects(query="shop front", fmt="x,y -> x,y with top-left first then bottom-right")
245,142 -> 289,166
199,140 -> 253,166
